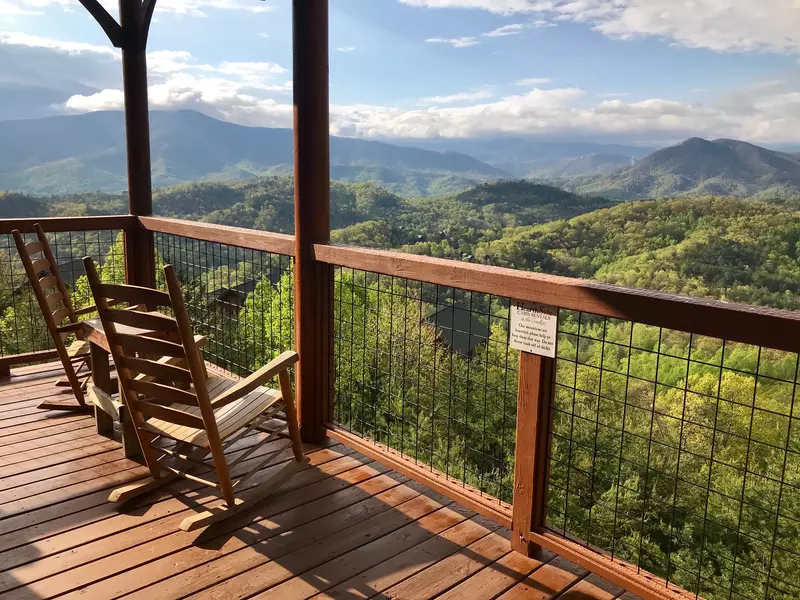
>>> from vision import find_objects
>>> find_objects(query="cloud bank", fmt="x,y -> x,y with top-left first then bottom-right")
5,27 -> 800,146
402,0 -> 800,55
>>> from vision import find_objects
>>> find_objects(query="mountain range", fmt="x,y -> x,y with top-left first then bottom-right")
0,110 -> 507,197
3,110 -> 800,203
401,137 -> 652,177
563,137 -> 800,200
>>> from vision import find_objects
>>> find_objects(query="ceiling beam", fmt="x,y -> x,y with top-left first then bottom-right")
142,0 -> 157,44
77,0 -> 124,48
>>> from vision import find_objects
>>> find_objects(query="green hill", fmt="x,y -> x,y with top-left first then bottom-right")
566,137 -> 800,200
0,110 -> 507,196
332,180 -> 617,255
475,195 -> 800,310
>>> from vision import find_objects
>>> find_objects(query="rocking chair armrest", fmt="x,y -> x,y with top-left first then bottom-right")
74,304 -> 99,316
57,321 -> 85,334
211,350 -> 299,409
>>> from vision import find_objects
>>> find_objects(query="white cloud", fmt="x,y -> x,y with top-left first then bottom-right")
425,36 -> 479,48
336,46 -> 356,53
257,32 -> 269,39
483,24 -> 524,37
419,87 -> 494,105
401,0 -> 542,14
516,77 -> 552,86
64,67 -> 800,145
3,0 -> 272,17
0,31 -> 118,57
147,50 -> 193,76
0,0 -> 40,15
63,46 -> 292,125
212,61 -> 287,80
403,0 -> 800,55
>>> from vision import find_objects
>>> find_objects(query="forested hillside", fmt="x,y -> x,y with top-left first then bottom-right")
475,196 -> 800,309
1,177 -> 616,252
4,177 -> 800,311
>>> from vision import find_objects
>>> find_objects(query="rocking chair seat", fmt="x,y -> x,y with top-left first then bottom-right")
141,376 -> 282,447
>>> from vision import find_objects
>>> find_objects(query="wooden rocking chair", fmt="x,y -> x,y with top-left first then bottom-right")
83,258 -> 307,531
12,224 -> 97,412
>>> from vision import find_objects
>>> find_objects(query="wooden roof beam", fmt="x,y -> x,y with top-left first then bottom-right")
77,0 -> 123,48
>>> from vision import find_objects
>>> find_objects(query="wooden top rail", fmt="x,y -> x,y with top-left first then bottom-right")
0,215 -> 137,235
138,216 -> 296,257
313,243 -> 800,354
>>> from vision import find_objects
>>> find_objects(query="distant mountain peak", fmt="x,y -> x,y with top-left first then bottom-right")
565,136 -> 800,201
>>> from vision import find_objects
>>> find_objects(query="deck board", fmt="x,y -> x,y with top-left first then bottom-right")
0,365 -> 639,600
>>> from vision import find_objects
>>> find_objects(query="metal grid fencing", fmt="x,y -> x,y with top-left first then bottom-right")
0,229 -> 124,357
549,309 -> 799,600
329,266 -> 519,504
153,232 -> 294,377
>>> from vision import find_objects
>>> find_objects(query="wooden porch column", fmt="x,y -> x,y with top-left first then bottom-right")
512,352 -> 555,555
292,0 -> 331,443
120,0 -> 156,289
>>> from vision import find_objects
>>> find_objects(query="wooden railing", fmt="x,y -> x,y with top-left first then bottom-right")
3,215 -> 799,600
313,244 -> 800,600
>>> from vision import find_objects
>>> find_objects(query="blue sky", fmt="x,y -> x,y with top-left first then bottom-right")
1,0 -> 800,145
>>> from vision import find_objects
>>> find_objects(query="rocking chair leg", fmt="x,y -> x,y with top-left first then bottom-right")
36,399 -> 93,413
109,473 -> 179,503
95,405 -> 114,437
109,443 -> 210,503
179,456 -> 309,532
121,412 -> 142,459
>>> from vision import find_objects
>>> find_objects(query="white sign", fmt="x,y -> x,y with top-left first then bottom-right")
510,300 -> 558,358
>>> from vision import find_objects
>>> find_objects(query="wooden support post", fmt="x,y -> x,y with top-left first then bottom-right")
292,0 -> 331,444
512,352 -> 555,555
120,0 -> 155,289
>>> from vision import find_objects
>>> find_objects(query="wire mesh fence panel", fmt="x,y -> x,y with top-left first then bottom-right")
547,309 -> 800,600
153,232 -> 294,377
330,265 -> 519,505
0,229 -> 124,358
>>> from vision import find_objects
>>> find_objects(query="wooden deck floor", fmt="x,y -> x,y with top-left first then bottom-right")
0,364 -> 641,600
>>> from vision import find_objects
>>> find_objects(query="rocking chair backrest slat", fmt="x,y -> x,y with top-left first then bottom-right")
12,225 -> 86,406
117,356 -> 193,383
134,402 -> 206,428
25,240 -> 45,255
30,257 -> 51,277
127,379 -> 200,407
39,275 -> 59,290
35,224 -> 78,321
114,333 -> 186,358
106,308 -> 180,333
97,283 -> 170,308
45,291 -> 65,312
